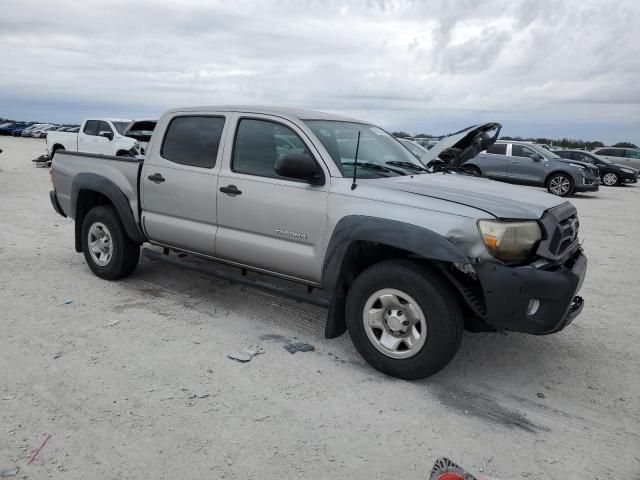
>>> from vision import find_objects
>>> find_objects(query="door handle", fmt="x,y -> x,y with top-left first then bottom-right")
148,173 -> 165,184
219,185 -> 242,196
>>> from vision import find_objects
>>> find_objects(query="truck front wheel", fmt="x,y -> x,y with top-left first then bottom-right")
81,205 -> 139,280
345,260 -> 463,380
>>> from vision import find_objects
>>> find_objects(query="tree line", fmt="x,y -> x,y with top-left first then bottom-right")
391,131 -> 637,150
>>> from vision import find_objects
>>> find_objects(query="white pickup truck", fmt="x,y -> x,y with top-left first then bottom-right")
47,118 -> 147,158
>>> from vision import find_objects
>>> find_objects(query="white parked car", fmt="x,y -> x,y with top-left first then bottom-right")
47,118 -> 140,157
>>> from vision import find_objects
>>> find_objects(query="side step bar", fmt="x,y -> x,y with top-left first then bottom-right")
142,248 -> 330,308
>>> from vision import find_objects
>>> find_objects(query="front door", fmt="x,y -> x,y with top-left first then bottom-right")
508,144 -> 545,183
141,114 -> 227,255
215,115 -> 329,284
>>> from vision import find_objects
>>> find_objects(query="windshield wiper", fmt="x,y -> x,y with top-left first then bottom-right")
342,162 -> 403,175
385,161 -> 428,172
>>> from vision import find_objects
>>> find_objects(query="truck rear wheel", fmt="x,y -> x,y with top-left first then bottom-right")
81,205 -> 139,280
345,260 -> 463,380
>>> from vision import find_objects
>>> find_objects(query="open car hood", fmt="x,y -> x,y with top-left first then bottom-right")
124,119 -> 157,143
420,123 -> 501,167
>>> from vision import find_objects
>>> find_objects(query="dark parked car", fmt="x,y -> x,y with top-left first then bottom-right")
0,122 -> 31,135
556,150 -> 638,186
11,123 -> 37,136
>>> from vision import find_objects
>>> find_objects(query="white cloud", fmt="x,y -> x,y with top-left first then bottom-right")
1,0 -> 639,143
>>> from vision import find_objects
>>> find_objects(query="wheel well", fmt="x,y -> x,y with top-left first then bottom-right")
52,144 -> 64,154
338,241 -> 418,288
324,240 -> 491,338
74,189 -> 113,252
545,170 -> 573,187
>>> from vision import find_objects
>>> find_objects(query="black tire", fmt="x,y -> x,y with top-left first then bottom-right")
345,259 -> 464,380
546,173 -> 574,196
601,172 -> 620,186
81,205 -> 139,280
461,164 -> 482,177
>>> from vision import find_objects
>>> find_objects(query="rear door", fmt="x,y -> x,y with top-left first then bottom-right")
215,114 -> 329,284
141,113 -> 228,255
476,143 -> 510,178
508,144 -> 544,183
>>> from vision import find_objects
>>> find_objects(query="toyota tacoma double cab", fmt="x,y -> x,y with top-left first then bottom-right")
49,106 -> 587,379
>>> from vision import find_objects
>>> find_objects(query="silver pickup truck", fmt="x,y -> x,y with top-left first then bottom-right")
49,106 -> 587,379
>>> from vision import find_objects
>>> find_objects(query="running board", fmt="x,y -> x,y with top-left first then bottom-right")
142,248 -> 331,308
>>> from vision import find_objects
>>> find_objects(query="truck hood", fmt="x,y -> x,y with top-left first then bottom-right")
372,173 -> 565,219
421,123 -> 501,167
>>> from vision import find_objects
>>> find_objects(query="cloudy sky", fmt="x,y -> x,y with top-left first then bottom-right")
1,0 -> 639,143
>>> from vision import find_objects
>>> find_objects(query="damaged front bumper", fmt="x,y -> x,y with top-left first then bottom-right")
473,247 -> 587,335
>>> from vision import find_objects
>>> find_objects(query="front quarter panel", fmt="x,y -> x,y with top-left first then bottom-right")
321,178 -> 493,288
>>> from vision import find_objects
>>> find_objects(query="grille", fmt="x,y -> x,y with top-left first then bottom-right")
537,203 -> 580,260
549,213 -> 579,255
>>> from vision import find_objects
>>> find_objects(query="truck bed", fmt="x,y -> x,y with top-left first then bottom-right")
51,151 -> 143,223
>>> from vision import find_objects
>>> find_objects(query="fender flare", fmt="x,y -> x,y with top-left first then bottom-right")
321,215 -> 469,338
71,173 -> 145,252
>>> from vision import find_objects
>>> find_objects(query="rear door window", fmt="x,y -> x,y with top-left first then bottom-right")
83,120 -> 99,136
512,144 -> 538,159
161,116 -> 225,168
486,144 -> 507,155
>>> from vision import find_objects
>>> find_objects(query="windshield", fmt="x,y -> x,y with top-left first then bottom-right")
113,122 -> 129,135
594,154 -> 612,164
304,120 -> 426,178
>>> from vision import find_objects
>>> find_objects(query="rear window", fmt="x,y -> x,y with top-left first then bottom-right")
161,116 -> 225,168
486,144 -> 506,155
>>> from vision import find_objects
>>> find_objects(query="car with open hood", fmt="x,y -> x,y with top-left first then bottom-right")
49,106 -> 587,380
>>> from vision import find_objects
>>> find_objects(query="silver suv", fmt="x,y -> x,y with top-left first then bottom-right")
49,107 -> 588,379
464,141 -> 600,196
591,147 -> 640,170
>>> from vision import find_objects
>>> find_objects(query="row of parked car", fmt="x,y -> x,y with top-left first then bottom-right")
0,122 -> 80,138
399,129 -> 639,196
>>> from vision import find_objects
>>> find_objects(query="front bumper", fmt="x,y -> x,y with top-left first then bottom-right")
574,177 -> 599,192
474,248 -> 587,335
620,172 -> 638,183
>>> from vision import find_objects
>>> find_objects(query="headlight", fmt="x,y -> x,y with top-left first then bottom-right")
621,168 -> 635,173
478,220 -> 542,262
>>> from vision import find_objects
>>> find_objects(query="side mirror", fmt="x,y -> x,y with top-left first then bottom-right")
99,131 -> 114,141
274,153 -> 324,185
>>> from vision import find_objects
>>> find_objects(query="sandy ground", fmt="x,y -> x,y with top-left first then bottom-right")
0,136 -> 638,480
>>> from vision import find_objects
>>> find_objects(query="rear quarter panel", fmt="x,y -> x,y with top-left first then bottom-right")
52,152 -> 142,221
47,131 -> 78,153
